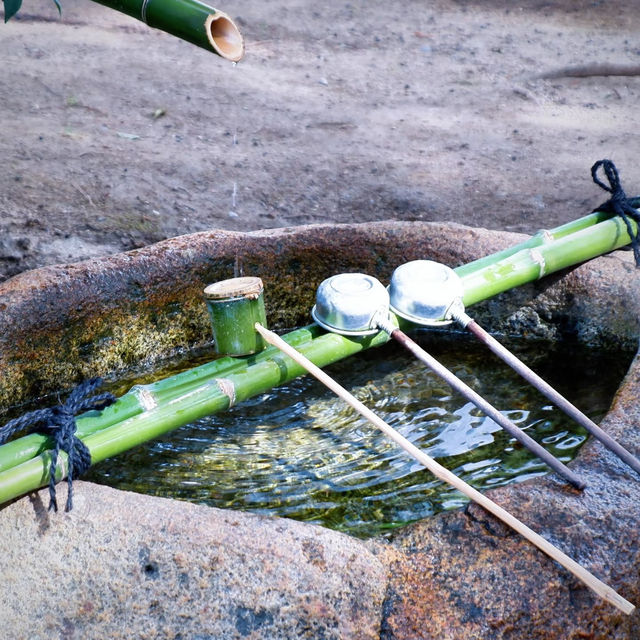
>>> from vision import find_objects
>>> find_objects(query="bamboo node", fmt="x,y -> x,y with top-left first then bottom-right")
133,386 -> 158,411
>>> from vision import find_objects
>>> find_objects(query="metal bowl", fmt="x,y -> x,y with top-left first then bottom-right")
388,260 -> 464,326
311,273 -> 390,335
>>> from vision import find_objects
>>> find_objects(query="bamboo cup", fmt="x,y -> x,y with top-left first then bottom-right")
204,277 -> 268,356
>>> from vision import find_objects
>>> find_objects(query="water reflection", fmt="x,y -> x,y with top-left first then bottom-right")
87,333 -> 630,538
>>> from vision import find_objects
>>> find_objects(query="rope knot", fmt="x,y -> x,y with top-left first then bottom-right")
592,159 -> 640,267
0,378 -> 116,512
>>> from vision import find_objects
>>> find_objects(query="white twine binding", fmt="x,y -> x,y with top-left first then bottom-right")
216,378 -> 236,407
529,248 -> 547,279
133,386 -> 158,411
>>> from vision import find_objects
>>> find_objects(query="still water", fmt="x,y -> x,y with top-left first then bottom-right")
86,331 -> 631,538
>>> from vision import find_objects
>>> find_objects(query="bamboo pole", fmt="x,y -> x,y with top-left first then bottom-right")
0,327 -> 319,473
454,210 -> 613,278
0,354 -> 247,473
255,323 -> 635,615
459,215 -> 638,307
90,0 -> 244,61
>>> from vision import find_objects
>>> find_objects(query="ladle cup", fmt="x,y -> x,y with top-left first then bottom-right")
311,273 -> 390,335
312,272 -> 586,490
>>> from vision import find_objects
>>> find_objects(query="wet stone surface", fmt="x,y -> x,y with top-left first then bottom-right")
0,482 -> 388,640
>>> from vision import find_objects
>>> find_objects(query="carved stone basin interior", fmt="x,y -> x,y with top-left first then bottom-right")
85,331 -> 631,539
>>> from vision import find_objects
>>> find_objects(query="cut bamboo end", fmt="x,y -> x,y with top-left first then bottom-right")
204,276 -> 267,356
205,11 -> 244,61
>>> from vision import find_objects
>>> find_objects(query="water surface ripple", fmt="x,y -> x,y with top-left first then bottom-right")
87,332 -> 631,537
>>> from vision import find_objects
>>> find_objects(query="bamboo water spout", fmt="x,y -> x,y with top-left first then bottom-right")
90,0 -> 244,61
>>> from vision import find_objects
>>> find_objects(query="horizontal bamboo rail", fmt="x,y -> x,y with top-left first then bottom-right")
454,210 -> 614,278
0,355 -> 247,473
0,326 -> 389,504
458,215 -> 637,307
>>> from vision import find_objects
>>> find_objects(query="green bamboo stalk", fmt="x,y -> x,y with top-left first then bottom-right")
454,211 -> 612,278
0,355 -> 241,472
456,197 -> 640,278
0,326 -> 390,505
0,330 -> 317,473
460,215 -> 638,307
90,0 -> 244,61
0,392 -> 142,473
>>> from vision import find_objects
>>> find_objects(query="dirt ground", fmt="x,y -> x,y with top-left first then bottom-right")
1,0 -> 639,281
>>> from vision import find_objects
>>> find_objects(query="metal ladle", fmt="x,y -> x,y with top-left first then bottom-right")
389,260 -> 640,478
312,272 -> 585,490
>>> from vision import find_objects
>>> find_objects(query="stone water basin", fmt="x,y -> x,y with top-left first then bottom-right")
0,221 -> 639,639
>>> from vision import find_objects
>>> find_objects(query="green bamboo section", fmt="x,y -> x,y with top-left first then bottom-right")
0,326 -> 390,505
460,215 -> 637,307
0,357 -> 240,472
455,197 -> 639,279
0,332 -> 313,473
0,211 -> 638,505
90,0 -> 244,61
454,211 -> 611,278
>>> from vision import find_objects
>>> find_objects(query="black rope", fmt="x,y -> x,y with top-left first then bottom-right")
592,159 -> 640,267
0,378 -> 116,512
